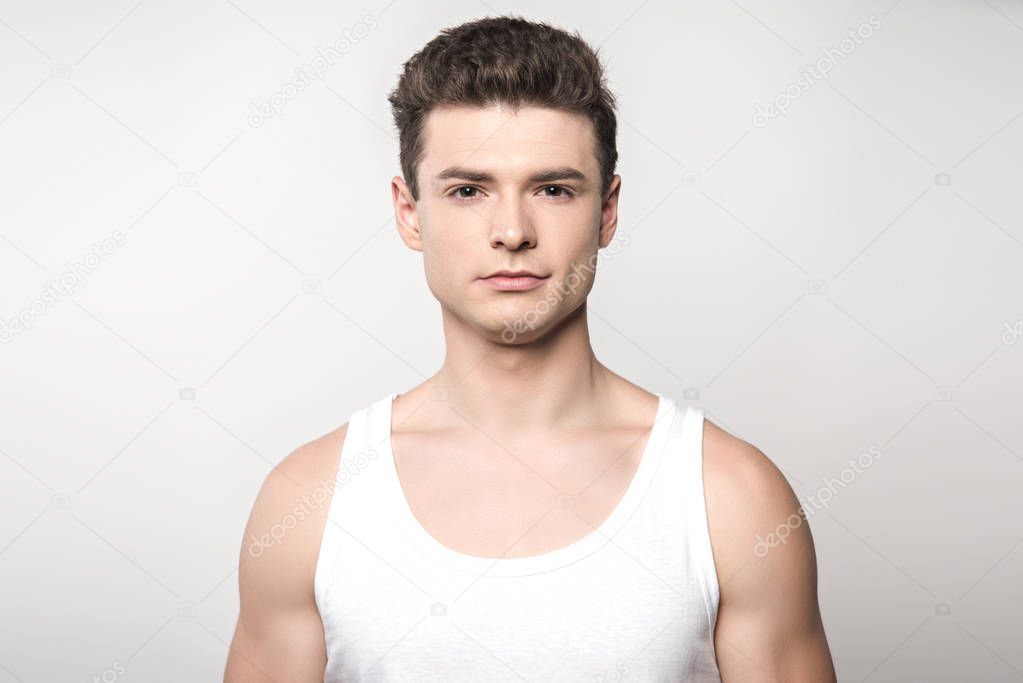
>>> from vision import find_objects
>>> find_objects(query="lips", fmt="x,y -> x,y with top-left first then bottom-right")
483,270 -> 546,278
479,270 -> 550,292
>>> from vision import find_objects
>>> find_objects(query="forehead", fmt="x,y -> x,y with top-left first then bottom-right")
420,103 -> 598,182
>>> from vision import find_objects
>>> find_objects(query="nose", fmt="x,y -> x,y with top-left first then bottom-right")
487,197 -> 536,251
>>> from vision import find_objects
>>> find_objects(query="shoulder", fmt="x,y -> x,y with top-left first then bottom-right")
697,419 -> 835,679
226,423 -> 351,679
700,416 -> 812,596
265,422 -> 350,497
237,422 -> 350,606
701,417 -> 799,519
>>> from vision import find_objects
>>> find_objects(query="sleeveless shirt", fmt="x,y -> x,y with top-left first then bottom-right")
314,392 -> 722,682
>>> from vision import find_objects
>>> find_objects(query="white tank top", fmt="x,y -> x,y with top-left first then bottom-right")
314,392 -> 722,682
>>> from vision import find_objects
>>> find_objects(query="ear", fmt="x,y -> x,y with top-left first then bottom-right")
597,174 -> 622,248
392,175 -> 423,252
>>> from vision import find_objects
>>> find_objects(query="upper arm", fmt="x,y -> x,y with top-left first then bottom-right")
224,424 -> 347,682
703,421 -> 836,683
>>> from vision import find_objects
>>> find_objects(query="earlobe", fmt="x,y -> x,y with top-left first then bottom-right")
392,176 -> 424,252
598,174 -> 622,248
598,216 -> 618,249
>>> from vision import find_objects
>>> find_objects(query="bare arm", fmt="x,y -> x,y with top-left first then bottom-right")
703,421 -> 836,682
224,425 -> 348,682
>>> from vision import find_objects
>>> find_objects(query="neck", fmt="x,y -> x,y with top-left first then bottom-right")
427,299 -> 620,432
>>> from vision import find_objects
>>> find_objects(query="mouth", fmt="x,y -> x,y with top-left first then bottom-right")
479,270 -> 550,292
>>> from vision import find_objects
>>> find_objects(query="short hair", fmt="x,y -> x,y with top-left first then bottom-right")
387,15 -> 619,202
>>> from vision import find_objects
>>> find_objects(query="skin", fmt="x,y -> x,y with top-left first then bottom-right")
224,102 -> 836,682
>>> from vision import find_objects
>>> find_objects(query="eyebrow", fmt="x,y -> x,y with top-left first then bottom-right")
433,166 -> 588,185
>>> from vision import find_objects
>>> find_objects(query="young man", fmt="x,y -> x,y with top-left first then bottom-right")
225,15 -> 836,682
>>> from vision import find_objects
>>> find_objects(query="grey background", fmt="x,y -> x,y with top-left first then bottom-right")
1,0 -> 1022,681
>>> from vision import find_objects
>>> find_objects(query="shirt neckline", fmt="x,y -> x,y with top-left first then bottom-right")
378,391 -> 679,577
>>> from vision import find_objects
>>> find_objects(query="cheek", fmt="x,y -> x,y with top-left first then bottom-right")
553,233 -> 603,294
420,222 -> 480,288
553,204 -> 602,248
551,229 -> 599,270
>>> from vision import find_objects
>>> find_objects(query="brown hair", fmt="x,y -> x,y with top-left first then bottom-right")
387,15 -> 618,202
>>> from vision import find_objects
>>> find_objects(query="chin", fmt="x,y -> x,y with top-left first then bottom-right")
490,305 -> 560,344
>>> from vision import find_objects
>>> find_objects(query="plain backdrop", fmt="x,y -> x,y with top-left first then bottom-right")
1,0 -> 1022,681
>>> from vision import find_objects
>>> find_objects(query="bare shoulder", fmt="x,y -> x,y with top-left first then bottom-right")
225,422 -> 350,682
700,417 -> 808,590
701,417 -> 801,532
702,418 -> 793,494
268,422 -> 350,492
242,421 -> 350,580
700,417 -> 835,682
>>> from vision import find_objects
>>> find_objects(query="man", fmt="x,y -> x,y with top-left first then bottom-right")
225,15 -> 836,682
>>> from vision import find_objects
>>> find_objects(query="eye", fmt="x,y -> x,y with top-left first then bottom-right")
541,185 -> 574,199
448,185 -> 575,202
450,185 -> 482,201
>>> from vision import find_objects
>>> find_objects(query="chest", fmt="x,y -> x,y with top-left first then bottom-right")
316,395 -> 722,682
321,550 -> 718,683
389,427 -> 653,559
